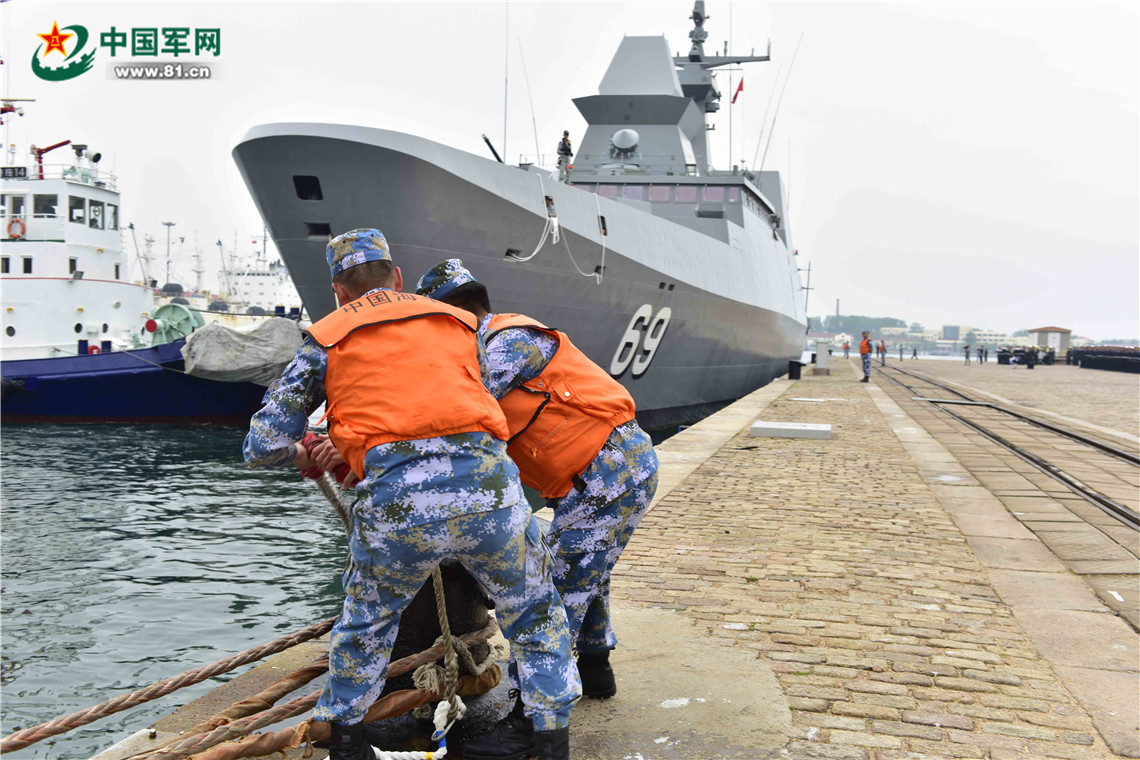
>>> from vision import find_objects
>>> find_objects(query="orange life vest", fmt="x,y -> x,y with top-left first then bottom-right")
860,338 -> 872,355
306,291 -> 509,478
485,313 -> 637,498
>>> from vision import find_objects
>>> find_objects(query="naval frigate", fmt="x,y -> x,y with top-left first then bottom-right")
233,2 -> 807,429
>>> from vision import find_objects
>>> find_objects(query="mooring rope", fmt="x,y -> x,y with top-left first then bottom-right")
2,456 -> 496,757
129,619 -> 499,760
0,617 -> 337,753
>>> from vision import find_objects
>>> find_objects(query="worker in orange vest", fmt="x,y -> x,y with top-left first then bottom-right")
843,341 -> 850,358
244,230 -> 579,760
859,330 -> 873,382
416,258 -> 660,712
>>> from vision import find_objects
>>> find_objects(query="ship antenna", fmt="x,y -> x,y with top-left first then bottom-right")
502,3 -> 509,165
759,32 -> 803,172
751,64 -> 781,170
517,38 -> 542,167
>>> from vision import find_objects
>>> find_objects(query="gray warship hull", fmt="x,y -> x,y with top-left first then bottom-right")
234,123 -> 805,429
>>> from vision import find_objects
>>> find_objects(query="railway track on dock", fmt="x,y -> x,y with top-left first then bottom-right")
877,365 -> 1140,531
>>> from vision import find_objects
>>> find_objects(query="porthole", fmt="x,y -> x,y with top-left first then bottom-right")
5,326 -> 14,337
74,323 -> 83,334
102,323 -> 109,333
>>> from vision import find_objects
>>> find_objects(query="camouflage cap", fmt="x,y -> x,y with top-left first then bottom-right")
415,258 -> 477,300
326,228 -> 391,279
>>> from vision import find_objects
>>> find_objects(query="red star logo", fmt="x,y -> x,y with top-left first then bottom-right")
37,21 -> 72,57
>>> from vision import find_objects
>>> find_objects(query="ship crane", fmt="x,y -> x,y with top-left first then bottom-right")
29,139 -> 70,179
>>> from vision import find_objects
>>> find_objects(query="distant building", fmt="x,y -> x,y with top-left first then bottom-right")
1029,326 -> 1072,354
881,326 -> 908,336
808,331 -> 852,347
942,325 -> 961,340
971,330 -> 1011,345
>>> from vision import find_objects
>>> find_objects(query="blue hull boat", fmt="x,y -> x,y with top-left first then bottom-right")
1,339 -> 267,425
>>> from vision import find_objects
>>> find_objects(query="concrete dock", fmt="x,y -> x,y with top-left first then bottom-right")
582,358 -> 1138,759
97,359 -> 1138,760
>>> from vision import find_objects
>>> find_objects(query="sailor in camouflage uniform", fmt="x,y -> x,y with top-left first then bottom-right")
243,231 -> 579,760
416,259 -> 659,701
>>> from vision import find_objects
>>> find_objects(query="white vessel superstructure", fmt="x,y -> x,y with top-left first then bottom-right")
1,153 -> 153,360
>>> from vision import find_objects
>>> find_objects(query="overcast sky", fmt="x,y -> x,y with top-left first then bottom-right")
4,1 -> 1137,340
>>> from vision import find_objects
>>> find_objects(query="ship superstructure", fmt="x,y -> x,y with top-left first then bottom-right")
1,147 -> 153,360
233,2 -> 807,427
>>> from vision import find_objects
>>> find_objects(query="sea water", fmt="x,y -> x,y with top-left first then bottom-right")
1,424 -> 348,759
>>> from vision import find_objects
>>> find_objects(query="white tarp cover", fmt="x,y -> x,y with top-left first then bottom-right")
182,318 -> 304,386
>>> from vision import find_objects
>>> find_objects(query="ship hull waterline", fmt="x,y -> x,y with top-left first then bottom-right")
234,125 -> 806,430
0,339 -> 268,425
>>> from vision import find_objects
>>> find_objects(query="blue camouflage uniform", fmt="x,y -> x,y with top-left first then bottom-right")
244,230 -> 580,731
416,259 -> 659,655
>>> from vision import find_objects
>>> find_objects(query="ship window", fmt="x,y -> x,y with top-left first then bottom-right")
69,257 -> 78,274
115,263 -> 120,279
647,186 -> 671,202
69,196 -> 86,223
621,185 -> 644,201
702,186 -> 725,202
107,204 -> 119,230
305,222 -> 332,239
34,194 -> 58,217
727,187 -> 741,203
576,184 -> 595,193
293,176 -> 323,201
74,323 -> 83,334
103,323 -> 109,333
5,327 -> 13,337
596,185 -> 617,198
1,257 -> 8,273
89,200 -> 105,229
675,186 -> 697,202
0,194 -> 6,216
22,257 -> 32,274
11,195 -> 25,217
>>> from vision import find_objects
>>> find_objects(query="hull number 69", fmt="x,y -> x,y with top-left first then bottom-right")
610,305 -> 672,377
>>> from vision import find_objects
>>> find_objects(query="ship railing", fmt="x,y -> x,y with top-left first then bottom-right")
516,154 -> 558,171
3,163 -> 119,189
517,153 -> 709,178
572,153 -> 702,177
0,214 -> 68,241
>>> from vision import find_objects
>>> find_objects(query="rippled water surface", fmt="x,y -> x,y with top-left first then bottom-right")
1,425 -> 349,759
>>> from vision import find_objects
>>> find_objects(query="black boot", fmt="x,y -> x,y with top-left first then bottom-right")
577,650 -> 616,699
534,727 -> 570,760
314,722 -> 374,760
462,689 -> 535,760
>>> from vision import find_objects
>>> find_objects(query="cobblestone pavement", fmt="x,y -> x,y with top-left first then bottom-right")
884,360 -> 1139,442
611,361 -> 1133,759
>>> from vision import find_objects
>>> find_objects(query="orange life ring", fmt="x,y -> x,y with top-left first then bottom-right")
7,218 -> 25,239
88,345 -> 101,354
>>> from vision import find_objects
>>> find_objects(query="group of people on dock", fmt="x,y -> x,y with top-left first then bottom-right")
243,228 -> 658,760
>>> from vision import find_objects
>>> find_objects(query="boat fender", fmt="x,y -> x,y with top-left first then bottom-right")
87,345 -> 101,354
7,218 -> 25,239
